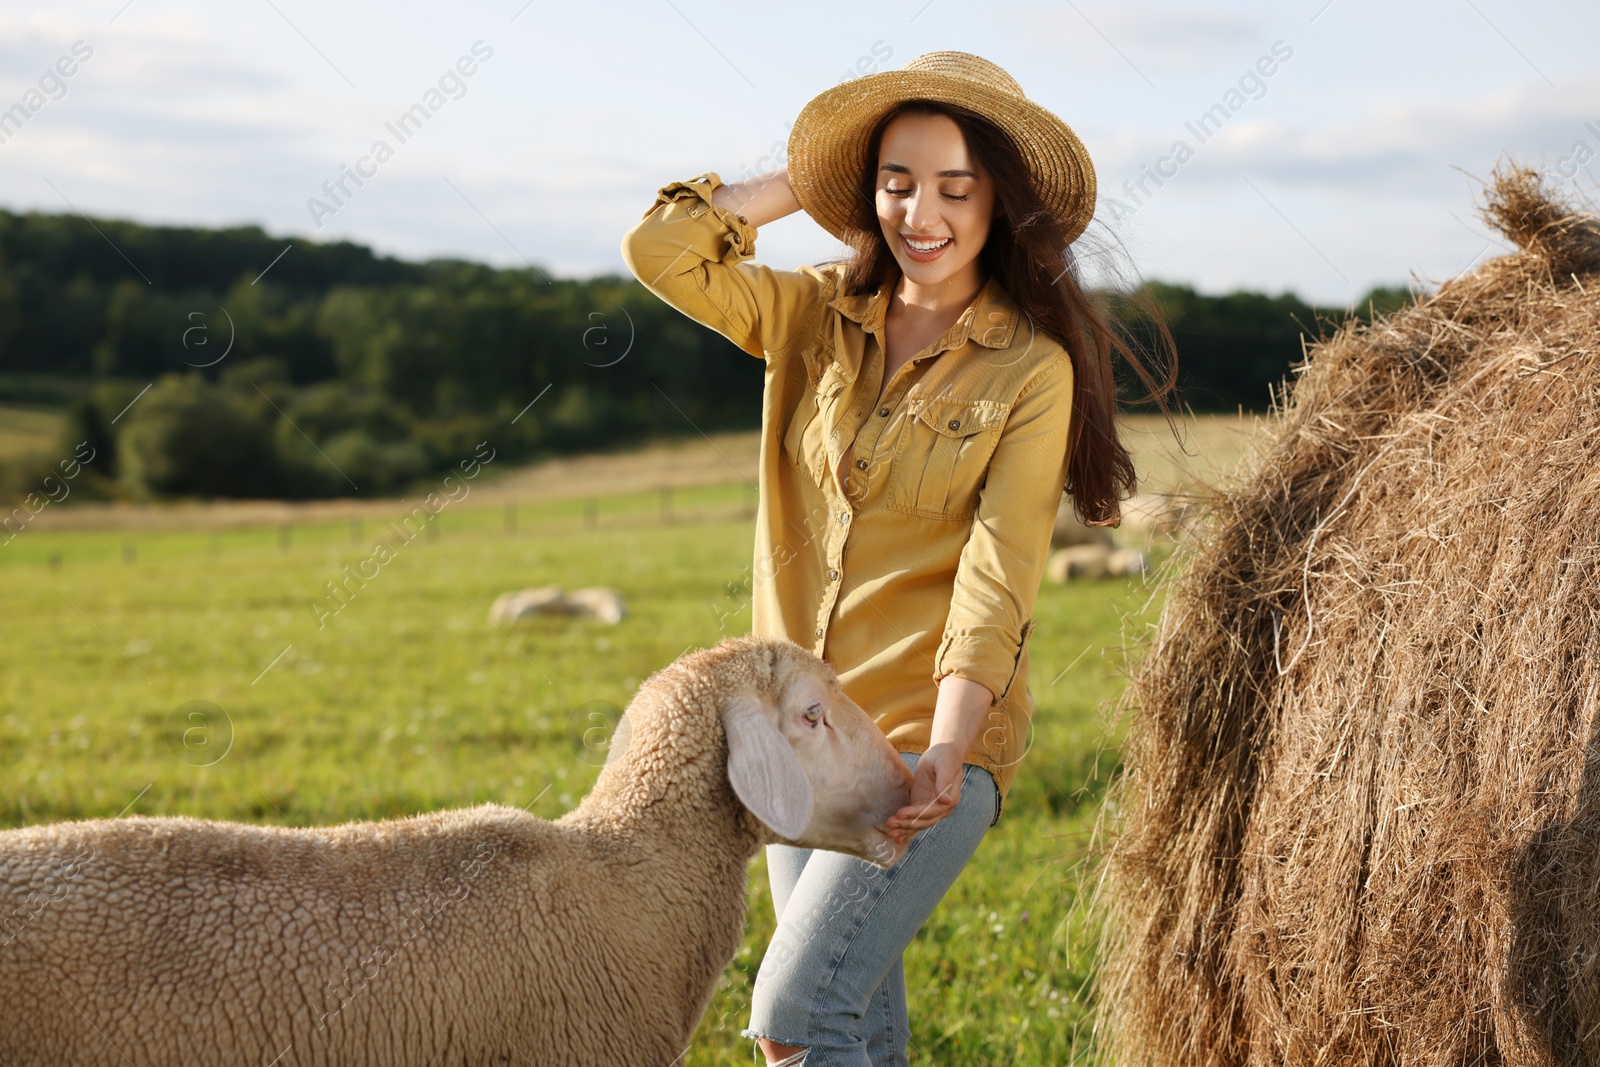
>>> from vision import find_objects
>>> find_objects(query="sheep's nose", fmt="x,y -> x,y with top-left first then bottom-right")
883,755 -> 913,806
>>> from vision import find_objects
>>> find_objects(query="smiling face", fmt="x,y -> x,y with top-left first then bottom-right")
874,110 -> 1001,291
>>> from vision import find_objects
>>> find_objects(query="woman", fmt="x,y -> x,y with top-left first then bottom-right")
621,51 -> 1174,1067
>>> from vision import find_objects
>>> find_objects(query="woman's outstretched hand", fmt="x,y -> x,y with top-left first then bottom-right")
885,741 -> 965,842
882,675 -> 994,844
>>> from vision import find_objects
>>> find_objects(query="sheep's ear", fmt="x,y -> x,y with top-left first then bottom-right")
723,692 -> 813,840
602,710 -> 633,767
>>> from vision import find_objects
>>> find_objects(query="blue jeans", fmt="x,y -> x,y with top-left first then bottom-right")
742,752 -> 1000,1066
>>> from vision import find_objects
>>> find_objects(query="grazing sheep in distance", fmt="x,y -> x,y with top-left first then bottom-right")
1046,544 -> 1150,582
489,584 -> 626,624
565,585 -> 625,623
1053,498 -> 1117,548
0,635 -> 912,1066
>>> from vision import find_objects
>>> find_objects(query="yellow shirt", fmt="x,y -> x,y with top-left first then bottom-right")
620,171 -> 1074,814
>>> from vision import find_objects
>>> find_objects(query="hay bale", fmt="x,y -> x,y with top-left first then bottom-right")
1098,162 -> 1600,1067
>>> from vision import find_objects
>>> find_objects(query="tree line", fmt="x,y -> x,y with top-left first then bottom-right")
0,208 -> 1413,501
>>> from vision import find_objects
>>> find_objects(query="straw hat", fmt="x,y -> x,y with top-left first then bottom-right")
786,51 -> 1097,245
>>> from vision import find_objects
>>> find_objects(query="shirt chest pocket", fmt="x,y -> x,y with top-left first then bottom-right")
781,365 -> 850,489
887,396 -> 1009,521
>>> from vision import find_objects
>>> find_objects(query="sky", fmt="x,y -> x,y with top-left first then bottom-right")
1,0 -> 1596,307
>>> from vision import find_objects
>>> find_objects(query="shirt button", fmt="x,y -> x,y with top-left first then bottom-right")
815,627 -> 823,638
948,419 -> 961,430
737,214 -> 748,224
827,568 -> 839,581
878,407 -> 889,417
839,512 -> 850,524
855,459 -> 867,470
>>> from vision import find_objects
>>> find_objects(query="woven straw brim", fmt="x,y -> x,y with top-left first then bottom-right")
787,70 -> 1097,246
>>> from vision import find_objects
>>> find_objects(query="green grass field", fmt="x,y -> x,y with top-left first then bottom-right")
0,471 -> 1167,1064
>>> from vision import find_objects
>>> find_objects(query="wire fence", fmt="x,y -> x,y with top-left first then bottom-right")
14,481 -> 763,570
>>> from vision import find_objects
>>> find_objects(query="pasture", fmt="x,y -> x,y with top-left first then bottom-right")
0,415 -> 1257,1064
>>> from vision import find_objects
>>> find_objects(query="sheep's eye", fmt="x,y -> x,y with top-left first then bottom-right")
802,703 -> 823,724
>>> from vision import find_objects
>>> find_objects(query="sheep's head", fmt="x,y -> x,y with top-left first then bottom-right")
606,637 -> 913,868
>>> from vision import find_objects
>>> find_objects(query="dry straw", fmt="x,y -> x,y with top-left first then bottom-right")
1096,160 -> 1600,1067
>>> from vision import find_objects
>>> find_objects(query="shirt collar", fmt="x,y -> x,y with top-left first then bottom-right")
827,265 -> 1022,351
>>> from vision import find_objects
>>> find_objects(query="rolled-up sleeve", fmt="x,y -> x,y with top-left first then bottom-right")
931,354 -> 1075,705
619,170 -> 829,360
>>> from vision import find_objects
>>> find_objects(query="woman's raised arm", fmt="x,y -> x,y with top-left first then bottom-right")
710,168 -> 801,229
620,169 -> 832,361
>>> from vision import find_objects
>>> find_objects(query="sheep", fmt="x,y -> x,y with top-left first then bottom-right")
1052,499 -> 1117,548
489,583 -> 567,622
1048,543 -> 1114,580
0,634 -> 913,1066
564,586 -> 625,623
1109,547 -> 1151,578
1046,544 -> 1152,582
489,585 -> 627,624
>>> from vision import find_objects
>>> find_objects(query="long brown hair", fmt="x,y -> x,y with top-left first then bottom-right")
825,99 -> 1178,527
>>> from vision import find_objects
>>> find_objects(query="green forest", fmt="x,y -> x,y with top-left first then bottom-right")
0,208 -> 1413,502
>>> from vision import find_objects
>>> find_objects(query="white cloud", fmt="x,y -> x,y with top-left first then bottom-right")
1006,2 -> 1265,74
1093,75 -> 1600,199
